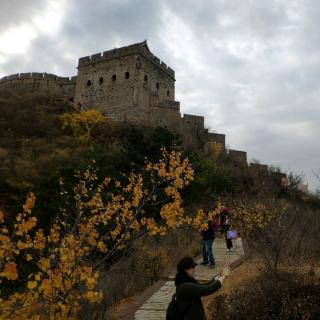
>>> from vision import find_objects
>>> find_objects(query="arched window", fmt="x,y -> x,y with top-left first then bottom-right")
156,82 -> 160,90
86,80 -> 92,86
112,74 -> 116,82
99,77 -> 103,84
167,90 -> 170,97
125,72 -> 130,79
144,75 -> 148,82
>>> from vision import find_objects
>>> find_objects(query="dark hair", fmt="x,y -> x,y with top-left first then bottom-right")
175,256 -> 198,286
177,256 -> 197,273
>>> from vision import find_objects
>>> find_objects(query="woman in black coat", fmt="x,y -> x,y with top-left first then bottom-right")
174,256 -> 230,320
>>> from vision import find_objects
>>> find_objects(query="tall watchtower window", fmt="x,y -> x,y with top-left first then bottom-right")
86,80 -> 92,86
112,74 -> 116,82
125,72 -> 130,79
99,77 -> 103,84
167,90 -> 170,97
156,82 -> 160,90
144,75 -> 148,82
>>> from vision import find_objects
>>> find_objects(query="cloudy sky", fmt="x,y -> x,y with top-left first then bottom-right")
0,0 -> 319,191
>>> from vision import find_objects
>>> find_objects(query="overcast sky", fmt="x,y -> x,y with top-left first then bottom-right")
0,0 -> 319,191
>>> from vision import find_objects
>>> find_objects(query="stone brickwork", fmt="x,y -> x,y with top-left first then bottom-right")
0,73 -> 76,98
229,149 -> 247,163
74,41 -> 180,133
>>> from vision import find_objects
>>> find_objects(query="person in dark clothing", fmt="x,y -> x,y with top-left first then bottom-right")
174,256 -> 230,320
201,220 -> 215,267
220,205 -> 228,234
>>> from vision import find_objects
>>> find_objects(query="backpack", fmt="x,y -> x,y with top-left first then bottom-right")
166,294 -> 191,320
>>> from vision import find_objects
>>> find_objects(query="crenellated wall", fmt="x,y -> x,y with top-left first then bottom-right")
0,72 -> 76,98
0,41 -> 287,179
229,149 -> 247,163
77,41 -> 175,79
74,41 -> 176,128
250,162 -> 268,172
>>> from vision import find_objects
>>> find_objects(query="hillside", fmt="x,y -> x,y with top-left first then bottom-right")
0,91 -> 319,319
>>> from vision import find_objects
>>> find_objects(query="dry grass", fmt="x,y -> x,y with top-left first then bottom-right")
205,258 -> 320,320
203,258 -> 260,320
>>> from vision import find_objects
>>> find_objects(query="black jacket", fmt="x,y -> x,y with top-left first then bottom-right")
201,221 -> 214,241
175,271 -> 221,320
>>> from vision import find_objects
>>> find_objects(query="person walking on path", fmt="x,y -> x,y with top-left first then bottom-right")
173,256 -> 230,320
224,217 -> 233,252
201,220 -> 216,267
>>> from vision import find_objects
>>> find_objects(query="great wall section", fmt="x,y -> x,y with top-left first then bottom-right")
0,72 -> 76,98
0,41 -> 288,181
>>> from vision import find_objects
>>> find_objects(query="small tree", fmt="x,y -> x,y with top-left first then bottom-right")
0,149 -> 212,319
60,110 -> 106,142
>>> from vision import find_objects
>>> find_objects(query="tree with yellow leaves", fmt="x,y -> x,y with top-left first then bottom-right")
60,109 -> 106,142
0,149 -> 213,319
228,196 -> 289,237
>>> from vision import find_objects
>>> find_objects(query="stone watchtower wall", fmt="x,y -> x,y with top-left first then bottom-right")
0,73 -> 76,98
229,149 -> 247,163
74,41 -> 177,128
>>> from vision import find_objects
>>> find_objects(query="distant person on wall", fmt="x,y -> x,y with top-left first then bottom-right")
200,219 -> 216,267
166,256 -> 230,320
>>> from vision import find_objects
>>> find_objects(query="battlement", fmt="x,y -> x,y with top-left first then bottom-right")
0,73 -> 77,83
206,132 -> 226,144
183,114 -> 204,126
229,149 -> 247,163
77,41 -> 175,79
250,162 -> 268,172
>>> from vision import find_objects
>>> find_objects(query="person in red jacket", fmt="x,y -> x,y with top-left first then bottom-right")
220,204 -> 229,234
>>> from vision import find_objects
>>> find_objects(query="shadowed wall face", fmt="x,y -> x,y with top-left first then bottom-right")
229,149 -> 247,163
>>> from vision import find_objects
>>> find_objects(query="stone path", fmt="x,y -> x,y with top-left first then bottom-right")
134,237 -> 245,319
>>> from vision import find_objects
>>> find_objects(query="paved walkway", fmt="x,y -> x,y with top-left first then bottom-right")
134,237 -> 244,319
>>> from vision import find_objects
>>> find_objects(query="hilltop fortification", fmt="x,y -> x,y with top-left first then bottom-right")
0,41 -> 254,164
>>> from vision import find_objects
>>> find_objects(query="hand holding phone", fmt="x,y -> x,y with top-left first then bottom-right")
221,261 -> 230,277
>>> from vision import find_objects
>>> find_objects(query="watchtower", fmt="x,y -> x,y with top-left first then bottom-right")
74,41 -> 176,125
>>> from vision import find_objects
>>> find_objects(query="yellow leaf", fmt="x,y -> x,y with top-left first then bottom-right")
26,254 -> 33,261
1,262 -> 18,280
17,240 -> 26,250
27,280 -> 37,289
39,258 -> 50,272
35,273 -> 41,281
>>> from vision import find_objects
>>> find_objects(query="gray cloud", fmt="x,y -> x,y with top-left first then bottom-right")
59,0 -> 164,58
0,0 -> 319,191
0,0 -> 48,32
